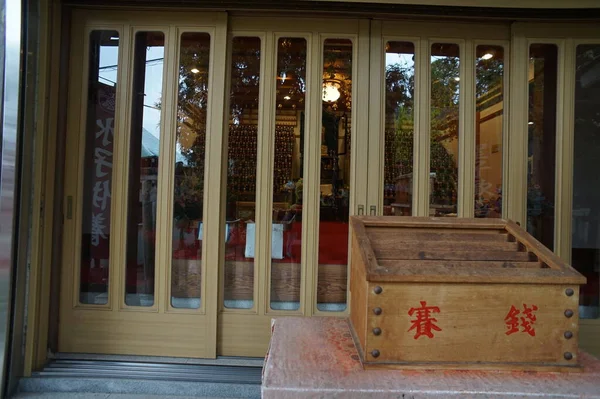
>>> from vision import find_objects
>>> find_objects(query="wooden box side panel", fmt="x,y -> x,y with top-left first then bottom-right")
365,283 -> 580,368
349,231 -> 368,356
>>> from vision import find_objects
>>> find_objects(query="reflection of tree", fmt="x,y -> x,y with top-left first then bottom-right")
173,38 -> 211,222
527,47 -> 556,239
475,54 -> 504,217
386,56 -> 459,205
429,57 -> 459,204
386,53 -> 505,208
476,57 -> 504,106
229,41 -> 261,122
171,38 -> 265,222
277,38 -> 306,103
573,46 -> 600,214
572,45 -> 600,309
177,41 -> 209,162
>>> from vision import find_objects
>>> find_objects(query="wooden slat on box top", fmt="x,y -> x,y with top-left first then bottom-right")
350,216 -> 586,285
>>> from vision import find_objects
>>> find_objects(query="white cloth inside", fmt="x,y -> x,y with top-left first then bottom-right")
197,223 -> 230,242
244,223 -> 284,259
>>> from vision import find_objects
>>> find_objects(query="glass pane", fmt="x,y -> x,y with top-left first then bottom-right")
125,32 -> 165,307
270,38 -> 306,311
572,44 -> 600,320
170,32 -> 211,309
79,30 -> 119,305
430,43 -> 460,217
317,38 -> 352,312
384,42 -> 415,216
527,44 -> 557,251
475,45 -> 504,218
223,37 -> 261,309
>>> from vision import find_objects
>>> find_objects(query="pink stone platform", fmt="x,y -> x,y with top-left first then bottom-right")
261,317 -> 600,398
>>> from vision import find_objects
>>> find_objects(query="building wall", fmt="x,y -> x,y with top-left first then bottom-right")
19,2 -> 600,373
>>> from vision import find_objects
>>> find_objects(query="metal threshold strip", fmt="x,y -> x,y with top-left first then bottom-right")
33,359 -> 263,385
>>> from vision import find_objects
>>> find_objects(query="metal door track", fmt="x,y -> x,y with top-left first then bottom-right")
33,358 -> 262,384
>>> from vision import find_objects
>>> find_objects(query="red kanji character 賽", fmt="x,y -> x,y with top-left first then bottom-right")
408,301 -> 441,339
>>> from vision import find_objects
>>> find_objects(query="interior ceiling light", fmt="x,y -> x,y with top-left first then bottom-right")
191,68 -> 200,74
528,121 -> 534,125
481,53 -> 494,60
322,81 -> 341,102
284,95 -> 291,100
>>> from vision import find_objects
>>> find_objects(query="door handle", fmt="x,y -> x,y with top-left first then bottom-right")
370,205 -> 376,216
358,205 -> 364,215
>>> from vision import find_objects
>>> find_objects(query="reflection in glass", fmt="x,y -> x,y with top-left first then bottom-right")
223,37 -> 261,309
475,45 -> 504,218
317,38 -> 353,312
430,43 -> 459,217
527,44 -> 557,251
572,44 -> 600,319
270,38 -> 307,311
383,42 -> 415,216
79,30 -> 119,305
170,32 -> 211,309
125,32 -> 165,306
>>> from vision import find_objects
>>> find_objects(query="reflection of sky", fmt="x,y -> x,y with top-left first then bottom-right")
386,52 -> 414,71
99,43 -> 119,87
94,49 -> 413,141
142,47 -> 164,139
431,55 -> 453,62
99,43 -> 164,139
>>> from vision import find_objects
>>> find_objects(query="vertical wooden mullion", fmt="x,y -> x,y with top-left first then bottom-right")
506,29 -> 528,226
111,24 -> 132,311
501,41 -> 511,220
217,30 -> 233,313
155,26 -> 178,312
414,39 -> 430,217
301,31 -> 321,317
348,21 -> 371,315
366,20 -> 380,215
257,32 -> 275,316
555,39 -> 575,261
459,39 -> 476,218
64,15 -> 87,311
25,0 -> 63,372
204,12 -> 228,357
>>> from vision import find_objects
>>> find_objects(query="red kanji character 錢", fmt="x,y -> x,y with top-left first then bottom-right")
520,304 -> 538,336
504,305 -> 520,336
408,301 -> 441,339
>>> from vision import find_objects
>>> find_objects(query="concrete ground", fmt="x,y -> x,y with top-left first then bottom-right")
12,394 -> 240,399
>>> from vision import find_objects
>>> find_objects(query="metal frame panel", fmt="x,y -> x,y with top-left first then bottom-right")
1,0 -> 26,395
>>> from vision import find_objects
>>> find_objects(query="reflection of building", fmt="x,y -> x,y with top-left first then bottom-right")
2,0 -> 600,395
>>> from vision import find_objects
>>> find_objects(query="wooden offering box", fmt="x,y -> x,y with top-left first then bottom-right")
349,216 -> 587,372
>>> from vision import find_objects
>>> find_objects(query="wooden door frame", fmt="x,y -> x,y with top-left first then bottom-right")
218,16 -> 371,357
508,22 -> 600,357
54,9 -> 229,359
